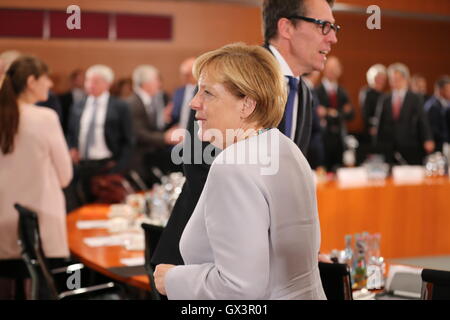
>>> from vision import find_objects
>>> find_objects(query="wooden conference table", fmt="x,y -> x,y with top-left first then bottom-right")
67,176 -> 450,290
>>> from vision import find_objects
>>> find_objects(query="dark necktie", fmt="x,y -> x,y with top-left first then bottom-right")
284,76 -> 299,137
328,88 -> 338,109
83,98 -> 98,159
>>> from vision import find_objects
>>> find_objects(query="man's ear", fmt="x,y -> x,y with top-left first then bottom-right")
277,18 -> 295,40
241,96 -> 257,119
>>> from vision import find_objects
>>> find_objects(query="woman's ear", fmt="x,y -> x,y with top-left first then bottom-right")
241,96 -> 256,119
26,75 -> 37,89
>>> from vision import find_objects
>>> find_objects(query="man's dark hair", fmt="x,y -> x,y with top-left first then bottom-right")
435,75 -> 450,90
262,0 -> 335,44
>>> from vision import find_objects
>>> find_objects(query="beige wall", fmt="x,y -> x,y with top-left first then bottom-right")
0,0 -> 263,92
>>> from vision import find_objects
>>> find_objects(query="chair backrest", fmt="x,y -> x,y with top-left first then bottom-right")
141,223 -> 164,300
318,262 -> 353,300
421,268 -> 450,300
14,203 -> 59,300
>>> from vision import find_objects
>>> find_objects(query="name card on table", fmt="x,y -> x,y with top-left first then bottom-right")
392,166 -> 425,185
336,167 -> 369,188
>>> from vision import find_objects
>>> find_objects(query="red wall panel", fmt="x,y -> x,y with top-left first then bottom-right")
0,9 -> 43,38
116,14 -> 172,40
49,11 -> 109,39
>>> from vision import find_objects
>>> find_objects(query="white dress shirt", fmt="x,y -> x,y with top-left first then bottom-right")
391,88 -> 407,106
179,84 -> 196,130
78,92 -> 113,160
270,45 -> 300,140
322,78 -> 338,94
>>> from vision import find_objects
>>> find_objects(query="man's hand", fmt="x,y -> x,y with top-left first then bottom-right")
164,102 -> 174,124
316,105 -> 327,118
154,264 -> 176,296
164,125 -> 184,145
424,140 -> 435,154
69,148 -> 80,164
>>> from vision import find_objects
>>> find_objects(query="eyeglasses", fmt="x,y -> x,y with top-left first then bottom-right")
287,15 -> 341,35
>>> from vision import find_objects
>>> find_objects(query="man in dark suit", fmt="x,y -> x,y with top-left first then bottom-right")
315,56 -> 354,171
58,69 -> 85,134
358,64 -> 387,162
127,65 -> 180,187
375,63 -> 434,165
151,0 -> 339,267
424,76 -> 450,152
360,64 -> 387,142
67,64 -> 134,204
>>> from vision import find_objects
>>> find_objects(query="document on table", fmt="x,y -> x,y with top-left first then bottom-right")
83,234 -> 128,247
120,257 -> 145,266
76,220 -> 109,230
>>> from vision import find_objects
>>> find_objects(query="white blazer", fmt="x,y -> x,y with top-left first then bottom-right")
0,105 -> 73,259
165,129 -> 326,300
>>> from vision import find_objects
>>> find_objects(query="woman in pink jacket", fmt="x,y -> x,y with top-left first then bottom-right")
0,56 -> 73,296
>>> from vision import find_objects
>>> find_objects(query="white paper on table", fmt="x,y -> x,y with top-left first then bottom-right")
392,165 -> 425,185
120,257 -> 145,266
76,220 -> 110,230
336,167 -> 369,188
83,235 -> 127,247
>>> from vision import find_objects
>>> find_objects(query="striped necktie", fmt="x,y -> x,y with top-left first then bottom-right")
83,98 -> 98,159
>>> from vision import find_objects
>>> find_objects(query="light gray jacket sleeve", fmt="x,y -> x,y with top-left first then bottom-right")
165,164 -> 271,299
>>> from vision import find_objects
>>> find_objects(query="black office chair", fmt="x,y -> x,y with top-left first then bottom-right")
141,222 -> 164,300
14,203 -> 122,300
421,268 -> 450,300
318,262 -> 353,300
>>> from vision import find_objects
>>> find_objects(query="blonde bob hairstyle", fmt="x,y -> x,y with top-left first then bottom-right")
192,43 -> 286,128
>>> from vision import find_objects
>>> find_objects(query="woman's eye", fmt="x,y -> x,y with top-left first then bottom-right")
204,90 -> 213,97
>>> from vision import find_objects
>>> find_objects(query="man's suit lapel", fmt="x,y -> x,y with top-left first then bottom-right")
294,78 -> 312,153
398,91 -> 412,123
318,84 -> 329,107
104,95 -> 114,147
73,97 -> 87,148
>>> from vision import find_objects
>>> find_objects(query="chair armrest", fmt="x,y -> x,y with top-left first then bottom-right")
51,263 -> 85,275
58,282 -> 118,300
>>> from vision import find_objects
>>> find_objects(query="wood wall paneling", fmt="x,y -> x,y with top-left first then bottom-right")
0,1 -> 449,134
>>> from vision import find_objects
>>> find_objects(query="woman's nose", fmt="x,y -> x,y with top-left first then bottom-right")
189,92 -> 202,110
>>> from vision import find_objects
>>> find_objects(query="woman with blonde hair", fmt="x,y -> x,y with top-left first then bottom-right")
154,43 -> 325,300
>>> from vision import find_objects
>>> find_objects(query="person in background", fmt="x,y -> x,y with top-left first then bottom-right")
315,56 -> 354,171
58,69 -> 85,134
375,63 -> 434,165
126,65 -> 180,187
110,77 -> 133,100
358,63 -> 387,161
67,64 -> 134,204
170,57 -> 197,130
0,56 -> 72,298
0,50 -> 21,86
424,76 -> 450,152
151,0 -> 339,269
360,64 -> 387,141
411,74 -> 431,103
154,43 -> 326,300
